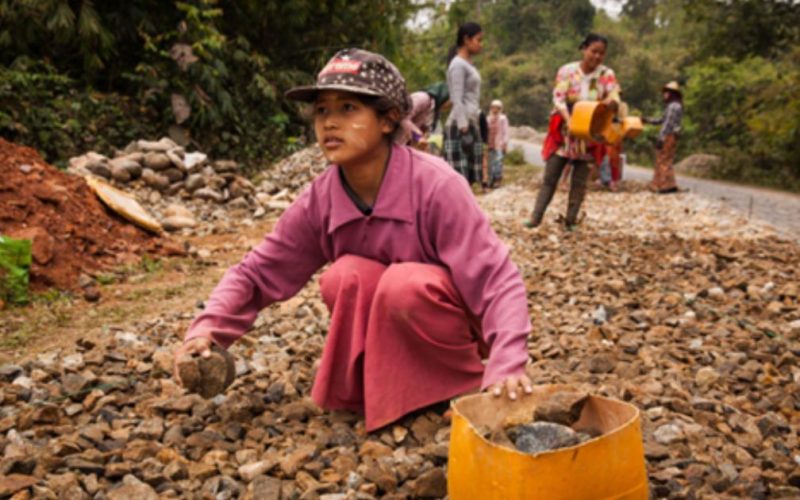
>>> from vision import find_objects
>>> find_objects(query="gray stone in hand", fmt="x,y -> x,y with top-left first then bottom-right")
177,344 -> 235,398
510,422 -> 581,454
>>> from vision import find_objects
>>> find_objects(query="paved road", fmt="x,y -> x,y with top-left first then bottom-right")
509,139 -> 800,239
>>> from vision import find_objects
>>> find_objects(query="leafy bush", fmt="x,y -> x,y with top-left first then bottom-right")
504,148 -> 526,166
0,0 -> 413,170
0,61 -> 161,165
683,54 -> 800,190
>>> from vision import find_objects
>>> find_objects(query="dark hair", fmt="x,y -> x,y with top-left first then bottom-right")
579,33 -> 608,50
448,22 -> 482,65
478,111 -> 489,144
665,90 -> 682,104
356,94 -> 398,116
424,82 -> 450,127
355,94 -> 404,140
456,22 -> 482,47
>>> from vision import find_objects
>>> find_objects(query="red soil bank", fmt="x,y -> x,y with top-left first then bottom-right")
0,138 -> 181,292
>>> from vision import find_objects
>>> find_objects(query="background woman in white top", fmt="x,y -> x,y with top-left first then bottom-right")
444,22 -> 484,186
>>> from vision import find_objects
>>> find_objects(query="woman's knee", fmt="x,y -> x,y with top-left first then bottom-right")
320,255 -> 386,306
542,156 -> 566,185
375,264 -> 449,321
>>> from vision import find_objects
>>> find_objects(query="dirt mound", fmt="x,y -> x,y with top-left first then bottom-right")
0,138 -> 178,292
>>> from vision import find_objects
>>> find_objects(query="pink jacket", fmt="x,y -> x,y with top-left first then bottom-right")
186,145 -> 531,388
488,113 -> 509,151
397,91 -> 435,145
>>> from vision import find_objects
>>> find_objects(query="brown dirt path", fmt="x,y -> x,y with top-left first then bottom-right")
0,223 -> 270,364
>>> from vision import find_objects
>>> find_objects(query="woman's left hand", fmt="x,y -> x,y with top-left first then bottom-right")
488,373 -> 534,401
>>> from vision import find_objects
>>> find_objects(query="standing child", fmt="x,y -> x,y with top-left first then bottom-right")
172,49 -> 533,432
487,99 -> 509,188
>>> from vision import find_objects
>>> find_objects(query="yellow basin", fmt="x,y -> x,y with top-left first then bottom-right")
603,123 -> 625,146
448,385 -> 648,500
622,117 -> 643,139
568,101 -> 614,142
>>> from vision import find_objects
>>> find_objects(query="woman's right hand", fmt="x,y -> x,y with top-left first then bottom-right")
173,336 -> 213,385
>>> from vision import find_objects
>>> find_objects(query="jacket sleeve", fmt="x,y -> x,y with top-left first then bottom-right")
499,115 -> 510,150
185,193 -> 327,348
426,175 -> 531,388
553,65 -> 571,115
447,61 -> 469,130
659,102 -> 683,140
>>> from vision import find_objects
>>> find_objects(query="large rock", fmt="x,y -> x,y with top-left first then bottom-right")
194,187 -> 225,203
206,174 -> 228,191
184,152 -> 208,172
177,344 -> 236,398
143,152 -> 172,170
674,154 -> 721,177
229,176 -> 255,199
238,459 -> 278,482
162,216 -> 197,232
109,164 -> 132,183
137,137 -> 178,152
162,167 -> 185,183
109,157 -> 143,179
69,151 -> 108,171
508,125 -> 544,142
408,468 -> 447,498
213,160 -> 238,173
0,474 -> 39,497
86,161 -> 112,179
185,173 -> 206,192
245,475 -> 282,499
534,391 -> 589,426
164,204 -> 194,219
141,168 -> 170,191
166,148 -> 186,170
106,475 -> 158,500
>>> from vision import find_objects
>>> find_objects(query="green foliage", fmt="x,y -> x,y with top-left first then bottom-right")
0,61 -> 161,164
139,255 -> 163,275
0,235 -> 32,305
1,0 -> 414,168
683,0 -> 800,60
3,0 -> 797,190
486,0 -> 594,57
478,0 -> 596,125
683,53 -> 800,189
396,4 -> 452,93
504,148 -> 525,166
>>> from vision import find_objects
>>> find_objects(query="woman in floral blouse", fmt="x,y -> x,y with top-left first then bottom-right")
526,33 -> 621,229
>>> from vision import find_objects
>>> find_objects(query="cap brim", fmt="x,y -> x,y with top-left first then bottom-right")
285,84 -> 384,102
